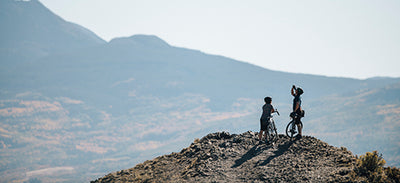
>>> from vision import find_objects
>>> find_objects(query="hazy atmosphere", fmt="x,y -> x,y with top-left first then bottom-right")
1,0 -> 400,182
40,0 -> 400,79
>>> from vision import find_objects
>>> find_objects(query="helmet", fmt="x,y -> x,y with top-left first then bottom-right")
296,88 -> 304,95
264,97 -> 272,104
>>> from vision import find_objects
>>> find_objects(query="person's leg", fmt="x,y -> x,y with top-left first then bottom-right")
294,117 -> 302,137
264,120 -> 270,142
264,130 -> 268,140
259,119 -> 263,140
297,124 -> 302,136
296,117 -> 302,136
260,118 -> 268,140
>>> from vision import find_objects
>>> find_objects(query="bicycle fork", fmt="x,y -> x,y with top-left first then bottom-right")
290,122 -> 297,134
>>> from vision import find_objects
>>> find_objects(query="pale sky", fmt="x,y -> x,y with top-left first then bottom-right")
39,0 -> 400,79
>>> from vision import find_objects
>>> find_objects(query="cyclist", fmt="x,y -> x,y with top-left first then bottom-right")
259,97 -> 275,143
291,85 -> 304,138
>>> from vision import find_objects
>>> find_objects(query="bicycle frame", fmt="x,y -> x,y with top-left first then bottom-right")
265,110 -> 279,144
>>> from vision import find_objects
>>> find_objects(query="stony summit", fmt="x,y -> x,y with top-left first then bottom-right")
92,131 -> 360,182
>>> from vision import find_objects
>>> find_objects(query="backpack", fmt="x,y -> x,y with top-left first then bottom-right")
291,110 -> 305,118
300,110 -> 305,117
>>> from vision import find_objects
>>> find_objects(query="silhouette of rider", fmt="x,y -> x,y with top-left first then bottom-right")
291,85 -> 304,138
259,97 -> 275,143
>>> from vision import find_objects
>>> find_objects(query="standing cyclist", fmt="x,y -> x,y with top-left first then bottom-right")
291,85 -> 304,138
259,97 -> 275,143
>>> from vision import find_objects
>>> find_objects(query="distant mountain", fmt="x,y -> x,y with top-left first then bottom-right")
307,81 -> 400,165
0,0 -> 105,64
109,35 -> 171,48
8,34 -> 399,111
0,1 -> 400,182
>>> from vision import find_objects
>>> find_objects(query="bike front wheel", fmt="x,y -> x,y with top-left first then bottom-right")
285,120 -> 303,139
267,121 -> 278,143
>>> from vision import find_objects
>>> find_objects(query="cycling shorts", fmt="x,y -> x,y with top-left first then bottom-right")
294,116 -> 302,125
260,117 -> 270,131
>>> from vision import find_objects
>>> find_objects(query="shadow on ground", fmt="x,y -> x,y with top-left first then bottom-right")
232,136 -> 295,168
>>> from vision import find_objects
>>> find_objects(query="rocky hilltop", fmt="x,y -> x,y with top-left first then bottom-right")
92,131 -> 360,182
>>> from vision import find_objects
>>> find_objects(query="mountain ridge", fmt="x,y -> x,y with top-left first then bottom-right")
109,34 -> 171,49
0,0 -> 105,63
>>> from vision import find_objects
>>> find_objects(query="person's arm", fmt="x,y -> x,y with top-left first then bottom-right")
271,107 -> 275,113
291,85 -> 296,96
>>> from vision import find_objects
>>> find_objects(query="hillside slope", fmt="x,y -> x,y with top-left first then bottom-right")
9,34 -> 399,111
307,81 -> 400,164
92,132 -> 357,182
0,0 -> 105,63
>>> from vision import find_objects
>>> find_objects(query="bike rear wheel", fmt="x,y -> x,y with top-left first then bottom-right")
285,120 -> 303,139
285,120 -> 294,139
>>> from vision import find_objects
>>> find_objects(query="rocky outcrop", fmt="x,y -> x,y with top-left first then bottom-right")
91,131 -> 356,182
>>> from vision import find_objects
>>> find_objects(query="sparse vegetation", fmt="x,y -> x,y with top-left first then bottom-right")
24,178 -> 42,183
352,151 -> 400,183
385,166 -> 400,183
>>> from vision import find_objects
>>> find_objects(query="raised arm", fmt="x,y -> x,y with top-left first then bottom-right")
291,85 -> 296,96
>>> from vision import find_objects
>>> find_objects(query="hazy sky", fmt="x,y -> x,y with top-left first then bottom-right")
39,0 -> 400,79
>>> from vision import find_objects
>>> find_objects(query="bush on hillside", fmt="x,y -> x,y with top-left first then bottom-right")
385,166 -> 400,183
351,150 -> 400,182
352,151 -> 386,182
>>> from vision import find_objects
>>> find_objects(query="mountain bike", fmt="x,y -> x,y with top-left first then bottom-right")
285,112 -> 303,140
265,110 -> 279,144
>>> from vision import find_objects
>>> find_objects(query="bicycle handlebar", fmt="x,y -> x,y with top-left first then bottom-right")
274,109 -> 280,116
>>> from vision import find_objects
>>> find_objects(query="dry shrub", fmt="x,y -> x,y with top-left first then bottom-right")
352,151 -> 387,182
385,166 -> 400,183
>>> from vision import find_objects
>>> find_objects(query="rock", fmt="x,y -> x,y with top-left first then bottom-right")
92,131 -> 359,183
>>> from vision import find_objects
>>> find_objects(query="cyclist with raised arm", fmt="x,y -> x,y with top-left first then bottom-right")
259,97 -> 275,143
291,85 -> 304,138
